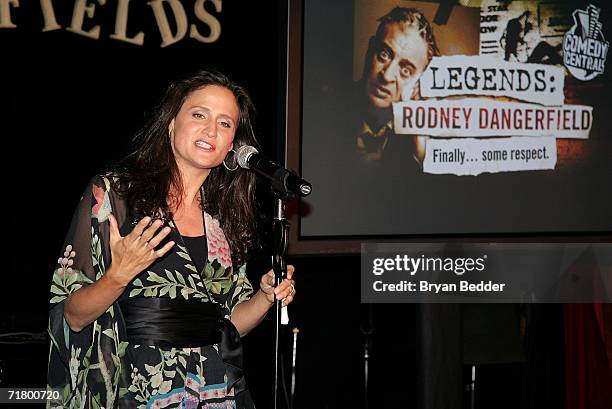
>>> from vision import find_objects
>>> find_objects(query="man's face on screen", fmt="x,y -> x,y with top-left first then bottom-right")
366,22 -> 429,110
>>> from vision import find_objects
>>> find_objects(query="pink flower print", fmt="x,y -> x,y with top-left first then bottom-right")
205,214 -> 232,268
56,245 -> 76,278
92,185 -> 104,215
91,184 -> 111,222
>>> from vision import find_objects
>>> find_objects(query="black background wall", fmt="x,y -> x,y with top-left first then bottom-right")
1,1 -> 566,408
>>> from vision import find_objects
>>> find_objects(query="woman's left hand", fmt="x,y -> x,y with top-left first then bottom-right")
260,265 -> 296,307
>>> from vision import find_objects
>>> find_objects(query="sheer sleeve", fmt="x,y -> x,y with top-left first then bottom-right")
48,177 -> 109,305
227,264 -> 254,317
47,175 -> 129,409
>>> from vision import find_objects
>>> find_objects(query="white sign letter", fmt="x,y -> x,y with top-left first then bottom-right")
148,0 -> 188,48
190,0 -> 222,44
110,0 -> 144,45
67,0 -> 106,40
0,0 -> 19,29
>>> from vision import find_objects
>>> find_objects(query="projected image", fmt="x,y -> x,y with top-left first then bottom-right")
298,0 -> 611,239
352,1 -> 478,169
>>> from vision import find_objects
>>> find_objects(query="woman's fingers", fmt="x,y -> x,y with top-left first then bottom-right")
282,293 -> 294,307
261,266 -> 297,305
129,216 -> 152,238
146,225 -> 172,248
139,221 -> 173,262
108,214 -> 121,244
274,278 -> 296,300
260,271 -> 275,306
261,270 -> 275,288
266,265 -> 296,296
106,216 -> 176,284
276,265 -> 295,296
281,281 -> 296,306
154,240 -> 176,258
286,264 -> 295,280
140,219 -> 164,243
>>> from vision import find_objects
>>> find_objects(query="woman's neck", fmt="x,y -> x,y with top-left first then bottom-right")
171,166 -> 210,212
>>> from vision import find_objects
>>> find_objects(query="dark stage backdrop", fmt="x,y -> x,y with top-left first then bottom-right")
1,0 -> 289,404
1,2 -> 576,408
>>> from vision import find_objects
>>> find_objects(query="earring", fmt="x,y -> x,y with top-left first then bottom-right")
223,149 -> 238,171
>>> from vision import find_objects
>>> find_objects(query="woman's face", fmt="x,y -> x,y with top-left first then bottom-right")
169,85 -> 239,175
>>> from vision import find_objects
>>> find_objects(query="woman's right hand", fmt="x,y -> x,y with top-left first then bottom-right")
107,214 -> 175,287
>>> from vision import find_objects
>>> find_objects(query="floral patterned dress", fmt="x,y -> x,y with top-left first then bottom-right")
47,175 -> 255,409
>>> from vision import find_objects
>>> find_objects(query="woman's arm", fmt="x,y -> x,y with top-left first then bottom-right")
230,265 -> 296,336
63,215 -> 174,332
63,265 -> 127,332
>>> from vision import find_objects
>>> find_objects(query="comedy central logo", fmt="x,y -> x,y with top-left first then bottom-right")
563,4 -> 609,81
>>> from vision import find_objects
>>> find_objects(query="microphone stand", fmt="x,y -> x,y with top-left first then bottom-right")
235,144 -> 311,408
271,190 -> 291,409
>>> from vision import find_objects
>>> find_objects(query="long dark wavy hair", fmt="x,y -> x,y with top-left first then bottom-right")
112,70 -> 261,266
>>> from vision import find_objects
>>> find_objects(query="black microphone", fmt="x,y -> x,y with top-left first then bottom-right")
236,145 -> 312,197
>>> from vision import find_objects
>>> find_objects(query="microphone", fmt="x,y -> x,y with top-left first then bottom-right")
236,145 -> 312,197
